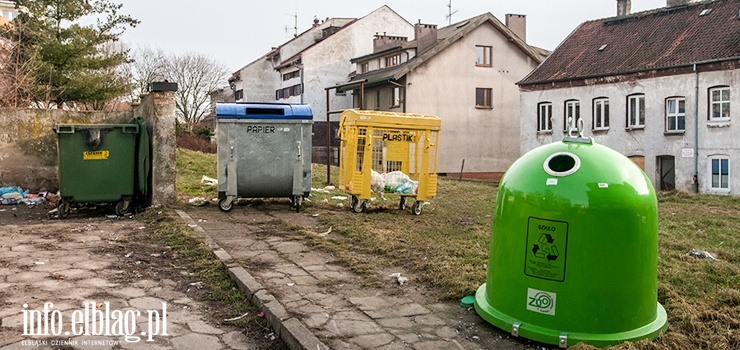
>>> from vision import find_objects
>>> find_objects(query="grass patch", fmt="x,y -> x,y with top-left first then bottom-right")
176,148 -> 218,200
176,149 -> 740,349
146,211 -> 285,349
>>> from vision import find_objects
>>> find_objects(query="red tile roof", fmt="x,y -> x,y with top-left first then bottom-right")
519,0 -> 740,85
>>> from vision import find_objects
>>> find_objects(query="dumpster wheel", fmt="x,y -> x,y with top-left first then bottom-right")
292,195 -> 302,213
352,198 -> 368,213
57,200 -> 71,219
399,197 -> 407,210
412,201 -> 424,215
115,201 -> 129,216
218,197 -> 234,212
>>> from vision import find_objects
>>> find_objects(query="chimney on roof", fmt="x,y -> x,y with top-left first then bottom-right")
415,23 -> 438,53
666,0 -> 694,6
505,14 -> 526,42
617,0 -> 631,16
373,33 -> 408,53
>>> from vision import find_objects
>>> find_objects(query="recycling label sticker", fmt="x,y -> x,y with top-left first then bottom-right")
527,288 -> 556,315
524,217 -> 568,282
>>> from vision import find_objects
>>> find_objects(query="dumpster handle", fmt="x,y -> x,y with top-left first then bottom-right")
122,125 -> 138,134
56,125 -> 75,134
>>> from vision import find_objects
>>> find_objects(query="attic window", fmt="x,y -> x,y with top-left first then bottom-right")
598,44 -> 608,51
699,9 -> 712,16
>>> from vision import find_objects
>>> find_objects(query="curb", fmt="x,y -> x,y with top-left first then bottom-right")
174,209 -> 329,350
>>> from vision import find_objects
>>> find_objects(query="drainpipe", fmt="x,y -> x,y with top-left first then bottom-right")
298,64 -> 305,104
693,63 -> 699,193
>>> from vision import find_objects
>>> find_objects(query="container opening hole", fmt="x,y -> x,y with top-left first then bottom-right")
548,154 -> 576,173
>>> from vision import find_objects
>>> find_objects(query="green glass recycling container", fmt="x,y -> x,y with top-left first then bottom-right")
475,137 -> 667,348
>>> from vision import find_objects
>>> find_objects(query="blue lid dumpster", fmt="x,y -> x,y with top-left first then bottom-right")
216,102 -> 313,212
474,136 -> 667,348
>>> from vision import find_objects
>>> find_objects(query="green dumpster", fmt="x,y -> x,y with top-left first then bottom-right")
475,135 -> 667,348
53,119 -> 149,218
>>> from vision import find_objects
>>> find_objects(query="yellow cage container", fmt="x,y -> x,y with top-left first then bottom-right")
338,109 -> 441,215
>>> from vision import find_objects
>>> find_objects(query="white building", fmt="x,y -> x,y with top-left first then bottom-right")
519,0 -> 740,195
229,6 -> 413,162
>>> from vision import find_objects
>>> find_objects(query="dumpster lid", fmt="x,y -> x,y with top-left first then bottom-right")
216,102 -> 312,120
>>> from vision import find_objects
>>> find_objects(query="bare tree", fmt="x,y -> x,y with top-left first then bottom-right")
127,45 -> 167,101
164,52 -> 228,131
129,48 -> 227,131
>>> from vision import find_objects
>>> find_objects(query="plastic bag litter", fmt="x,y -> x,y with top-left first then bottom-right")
371,170 -> 385,193
188,197 -> 208,206
687,249 -> 718,260
389,272 -> 409,286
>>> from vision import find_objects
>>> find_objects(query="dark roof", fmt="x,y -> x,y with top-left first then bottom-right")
519,0 -> 740,85
347,12 -> 549,87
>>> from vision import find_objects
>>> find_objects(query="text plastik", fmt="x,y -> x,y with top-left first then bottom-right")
245,125 -> 276,133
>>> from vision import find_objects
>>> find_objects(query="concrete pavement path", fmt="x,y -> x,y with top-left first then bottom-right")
0,205 -> 277,350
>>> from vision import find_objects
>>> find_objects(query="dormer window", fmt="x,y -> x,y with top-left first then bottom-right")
385,54 -> 401,68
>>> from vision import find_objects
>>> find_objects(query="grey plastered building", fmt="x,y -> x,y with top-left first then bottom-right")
518,0 -> 740,195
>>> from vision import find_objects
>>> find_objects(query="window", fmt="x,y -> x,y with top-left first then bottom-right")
282,70 -> 300,81
593,98 -> 610,130
627,94 -> 645,129
392,87 -> 401,107
234,89 -> 243,101
385,54 -> 401,68
709,86 -> 730,120
475,45 -> 492,67
666,97 -> 685,132
710,157 -> 730,191
275,84 -> 302,100
475,88 -> 492,108
537,102 -> 552,132
359,63 -> 369,74
564,100 -> 580,132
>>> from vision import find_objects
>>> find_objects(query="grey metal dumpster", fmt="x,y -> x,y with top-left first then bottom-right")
216,102 -> 313,212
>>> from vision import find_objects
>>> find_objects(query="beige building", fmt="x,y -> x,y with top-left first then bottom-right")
346,13 -> 548,177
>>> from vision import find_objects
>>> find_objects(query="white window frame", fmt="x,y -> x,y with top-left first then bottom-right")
666,97 -> 685,132
709,86 -> 730,121
538,102 -> 552,132
627,94 -> 645,129
593,98 -> 609,131
564,100 -> 580,132
391,87 -> 401,107
709,156 -> 730,192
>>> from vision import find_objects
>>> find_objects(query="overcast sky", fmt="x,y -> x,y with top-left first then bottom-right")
116,0 -> 668,74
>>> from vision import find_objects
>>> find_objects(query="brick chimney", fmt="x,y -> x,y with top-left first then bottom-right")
414,23 -> 438,53
373,33 -> 408,53
505,14 -> 526,42
617,0 -> 631,16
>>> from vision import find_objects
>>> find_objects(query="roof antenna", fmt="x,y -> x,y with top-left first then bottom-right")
445,0 -> 458,25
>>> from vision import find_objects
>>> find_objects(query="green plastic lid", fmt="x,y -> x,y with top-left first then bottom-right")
460,295 -> 475,308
